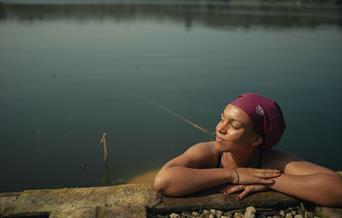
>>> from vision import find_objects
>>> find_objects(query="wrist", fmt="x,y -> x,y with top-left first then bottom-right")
226,168 -> 236,183
269,173 -> 282,188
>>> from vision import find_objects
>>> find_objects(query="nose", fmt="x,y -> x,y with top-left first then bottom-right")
218,128 -> 227,135
217,122 -> 227,135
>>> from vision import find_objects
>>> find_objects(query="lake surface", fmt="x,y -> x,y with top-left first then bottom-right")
0,1 -> 341,192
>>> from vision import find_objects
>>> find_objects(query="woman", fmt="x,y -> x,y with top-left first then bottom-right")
153,93 -> 342,207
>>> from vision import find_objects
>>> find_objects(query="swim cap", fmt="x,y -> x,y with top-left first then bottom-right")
230,93 -> 286,148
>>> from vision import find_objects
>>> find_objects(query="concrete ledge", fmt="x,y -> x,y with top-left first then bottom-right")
0,184 -> 300,217
1,171 -> 342,217
0,184 -> 157,217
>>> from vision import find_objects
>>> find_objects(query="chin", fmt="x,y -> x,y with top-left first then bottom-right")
215,141 -> 230,152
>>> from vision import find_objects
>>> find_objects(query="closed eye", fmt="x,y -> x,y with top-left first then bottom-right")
230,123 -> 238,129
230,121 -> 242,129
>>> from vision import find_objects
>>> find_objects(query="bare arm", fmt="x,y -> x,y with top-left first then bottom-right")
271,173 -> 342,206
154,142 -> 279,197
154,142 -> 232,196
267,150 -> 342,206
155,167 -> 233,196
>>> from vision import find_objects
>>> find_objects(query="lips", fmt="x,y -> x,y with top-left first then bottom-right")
216,136 -> 225,142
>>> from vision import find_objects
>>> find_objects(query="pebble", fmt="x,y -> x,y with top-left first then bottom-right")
234,212 -> 244,218
285,213 -> 293,218
294,215 -> 303,218
169,213 -> 180,218
181,212 -> 191,218
279,210 -> 285,217
223,212 -> 233,218
244,206 -> 256,218
210,209 -> 216,214
300,203 -> 306,211
304,212 -> 313,218
216,210 -> 223,218
203,210 -> 210,215
192,211 -> 199,216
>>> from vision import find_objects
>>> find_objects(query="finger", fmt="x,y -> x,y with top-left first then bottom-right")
256,169 -> 281,174
220,185 -> 234,193
222,185 -> 242,194
237,188 -> 252,200
256,179 -> 275,185
224,185 -> 245,195
255,171 -> 281,178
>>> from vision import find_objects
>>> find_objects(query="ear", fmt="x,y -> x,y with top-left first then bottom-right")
252,135 -> 263,147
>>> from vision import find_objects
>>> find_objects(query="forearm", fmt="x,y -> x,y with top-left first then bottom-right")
270,173 -> 342,206
154,167 -> 233,196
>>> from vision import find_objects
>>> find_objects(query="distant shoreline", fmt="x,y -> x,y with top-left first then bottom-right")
1,0 -> 341,29
0,0 -> 341,6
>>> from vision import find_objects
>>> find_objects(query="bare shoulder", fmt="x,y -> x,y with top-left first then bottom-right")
262,148 -> 336,176
162,141 -> 218,169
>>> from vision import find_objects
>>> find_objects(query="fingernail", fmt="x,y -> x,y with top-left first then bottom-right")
236,196 -> 240,200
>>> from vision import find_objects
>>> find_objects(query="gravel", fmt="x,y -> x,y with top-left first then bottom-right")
149,204 -> 320,218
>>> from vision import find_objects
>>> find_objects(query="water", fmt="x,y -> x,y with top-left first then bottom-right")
0,1 -> 341,192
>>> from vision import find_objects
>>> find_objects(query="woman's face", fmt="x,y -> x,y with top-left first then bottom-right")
215,104 -> 260,152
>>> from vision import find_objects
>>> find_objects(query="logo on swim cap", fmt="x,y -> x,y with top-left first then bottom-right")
256,105 -> 265,116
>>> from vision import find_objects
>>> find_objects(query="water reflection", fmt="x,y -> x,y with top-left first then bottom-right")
1,1 -> 341,192
1,1 -> 341,29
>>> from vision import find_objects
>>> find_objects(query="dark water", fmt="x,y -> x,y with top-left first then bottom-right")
0,1 -> 341,192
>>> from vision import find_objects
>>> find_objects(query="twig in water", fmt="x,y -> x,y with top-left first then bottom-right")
100,133 -> 108,162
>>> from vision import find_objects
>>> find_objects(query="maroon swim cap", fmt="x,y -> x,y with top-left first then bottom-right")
230,93 -> 286,148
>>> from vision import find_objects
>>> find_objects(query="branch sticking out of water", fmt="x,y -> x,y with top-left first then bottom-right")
100,133 -> 108,162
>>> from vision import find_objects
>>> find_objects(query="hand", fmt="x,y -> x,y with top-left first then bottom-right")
230,167 -> 281,185
221,184 -> 270,200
